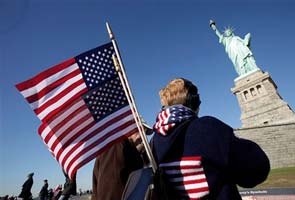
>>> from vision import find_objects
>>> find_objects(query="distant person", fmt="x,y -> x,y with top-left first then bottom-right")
58,170 -> 76,200
91,121 -> 153,200
152,78 -> 270,199
8,196 -> 14,200
39,179 -> 48,200
2,195 -> 8,200
52,185 -> 62,200
18,173 -> 34,200
48,189 -> 53,200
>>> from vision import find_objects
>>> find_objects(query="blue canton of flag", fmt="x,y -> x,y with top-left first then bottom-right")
77,43 -> 117,90
83,77 -> 128,122
77,43 -> 128,121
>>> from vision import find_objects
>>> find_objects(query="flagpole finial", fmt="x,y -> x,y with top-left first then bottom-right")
106,22 -> 114,40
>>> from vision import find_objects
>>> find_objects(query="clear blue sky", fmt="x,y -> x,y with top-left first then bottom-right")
1,0 -> 295,197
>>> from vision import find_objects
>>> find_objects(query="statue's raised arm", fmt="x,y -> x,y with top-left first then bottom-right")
210,20 -> 222,39
209,20 -> 260,77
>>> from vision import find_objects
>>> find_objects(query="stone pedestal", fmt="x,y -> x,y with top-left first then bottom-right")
231,70 -> 295,128
235,123 -> 295,169
232,70 -> 295,169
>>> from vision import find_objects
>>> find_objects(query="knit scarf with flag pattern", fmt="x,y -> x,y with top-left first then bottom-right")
153,104 -> 196,136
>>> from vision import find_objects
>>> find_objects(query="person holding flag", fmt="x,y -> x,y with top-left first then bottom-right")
91,119 -> 153,200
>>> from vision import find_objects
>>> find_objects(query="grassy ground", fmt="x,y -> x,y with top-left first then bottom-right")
240,167 -> 295,190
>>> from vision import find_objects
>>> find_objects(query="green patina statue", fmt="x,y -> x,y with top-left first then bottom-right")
210,20 -> 259,76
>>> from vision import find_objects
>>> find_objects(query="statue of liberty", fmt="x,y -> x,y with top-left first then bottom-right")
210,20 -> 259,76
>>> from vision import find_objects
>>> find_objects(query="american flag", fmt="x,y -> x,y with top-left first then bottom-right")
159,156 -> 209,199
153,105 -> 195,136
15,42 -> 138,179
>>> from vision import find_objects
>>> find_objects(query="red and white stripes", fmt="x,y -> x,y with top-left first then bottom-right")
159,156 -> 209,199
154,109 -> 175,135
16,58 -> 86,122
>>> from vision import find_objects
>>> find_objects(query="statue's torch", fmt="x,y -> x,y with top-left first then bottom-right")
209,20 -> 216,31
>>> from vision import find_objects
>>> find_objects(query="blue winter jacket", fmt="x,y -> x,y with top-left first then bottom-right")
153,116 -> 270,200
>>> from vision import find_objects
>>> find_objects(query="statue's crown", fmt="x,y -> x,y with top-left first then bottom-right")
223,26 -> 235,35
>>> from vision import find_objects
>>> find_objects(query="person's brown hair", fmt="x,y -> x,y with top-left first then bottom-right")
159,78 -> 200,111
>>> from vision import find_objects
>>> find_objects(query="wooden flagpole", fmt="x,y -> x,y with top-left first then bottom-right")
106,22 -> 157,172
